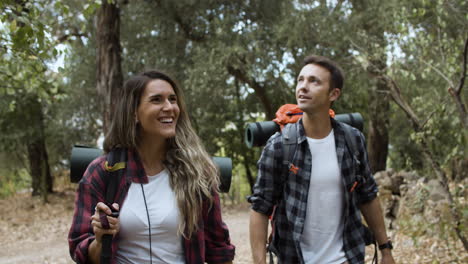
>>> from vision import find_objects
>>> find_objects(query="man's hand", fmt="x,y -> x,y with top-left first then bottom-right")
380,249 -> 396,264
360,198 -> 396,264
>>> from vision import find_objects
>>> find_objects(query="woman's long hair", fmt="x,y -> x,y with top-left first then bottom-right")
103,70 -> 219,238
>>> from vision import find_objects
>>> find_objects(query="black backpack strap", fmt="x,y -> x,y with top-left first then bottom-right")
101,148 -> 127,264
266,124 -> 298,263
340,123 -> 360,169
339,122 -> 378,263
281,123 -> 298,173
104,149 -> 127,205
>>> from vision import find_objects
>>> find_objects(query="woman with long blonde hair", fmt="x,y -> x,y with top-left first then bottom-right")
69,70 -> 235,264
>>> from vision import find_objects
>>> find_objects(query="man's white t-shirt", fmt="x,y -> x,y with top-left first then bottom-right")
116,169 -> 185,264
300,130 -> 347,264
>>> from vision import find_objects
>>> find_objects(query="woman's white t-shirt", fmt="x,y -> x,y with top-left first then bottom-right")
116,169 -> 185,264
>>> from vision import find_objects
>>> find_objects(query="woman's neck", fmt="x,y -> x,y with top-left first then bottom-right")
137,136 -> 167,176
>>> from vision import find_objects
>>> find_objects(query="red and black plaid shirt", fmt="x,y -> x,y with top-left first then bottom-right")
68,149 -> 235,263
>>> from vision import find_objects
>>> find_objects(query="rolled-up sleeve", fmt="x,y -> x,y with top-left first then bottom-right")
68,157 -> 106,263
203,191 -> 235,263
248,133 -> 283,216
355,132 -> 378,204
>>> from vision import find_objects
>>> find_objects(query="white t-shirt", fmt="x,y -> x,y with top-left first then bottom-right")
300,130 -> 347,264
116,169 -> 185,264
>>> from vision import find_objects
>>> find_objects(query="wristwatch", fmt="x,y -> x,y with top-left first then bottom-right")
378,240 -> 393,250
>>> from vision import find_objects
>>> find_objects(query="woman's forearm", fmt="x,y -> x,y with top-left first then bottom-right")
88,239 -> 102,264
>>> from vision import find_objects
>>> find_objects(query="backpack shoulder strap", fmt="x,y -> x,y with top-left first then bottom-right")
104,148 -> 127,205
101,148 -> 127,264
339,121 -> 377,261
340,122 -> 361,168
281,123 -> 298,168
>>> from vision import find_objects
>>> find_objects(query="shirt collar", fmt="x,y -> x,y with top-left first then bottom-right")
296,117 -> 345,144
126,148 -> 149,184
296,118 -> 307,144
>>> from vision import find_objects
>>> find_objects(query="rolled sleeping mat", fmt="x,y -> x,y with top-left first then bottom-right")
244,112 -> 364,148
70,145 -> 233,193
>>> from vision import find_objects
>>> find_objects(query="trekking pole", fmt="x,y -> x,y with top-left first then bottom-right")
100,208 -> 119,264
101,234 -> 113,264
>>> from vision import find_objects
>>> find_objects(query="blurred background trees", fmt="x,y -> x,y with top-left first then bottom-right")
0,0 -> 466,248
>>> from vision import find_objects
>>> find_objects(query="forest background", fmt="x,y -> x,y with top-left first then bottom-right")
0,0 -> 466,262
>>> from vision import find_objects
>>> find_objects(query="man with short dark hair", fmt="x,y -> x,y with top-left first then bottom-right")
248,55 -> 395,264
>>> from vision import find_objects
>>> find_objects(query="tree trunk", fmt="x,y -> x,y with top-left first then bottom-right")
367,63 -> 390,173
12,0 -> 52,200
243,157 -> 255,191
351,0 -> 390,173
234,79 -> 257,191
25,96 -> 53,200
96,1 -> 123,134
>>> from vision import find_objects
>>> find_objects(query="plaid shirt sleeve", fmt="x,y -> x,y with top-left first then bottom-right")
355,131 -> 378,204
248,132 -> 283,216
203,190 -> 235,263
68,156 -> 107,263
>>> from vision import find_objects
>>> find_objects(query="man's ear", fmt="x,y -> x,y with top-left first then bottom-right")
329,88 -> 341,102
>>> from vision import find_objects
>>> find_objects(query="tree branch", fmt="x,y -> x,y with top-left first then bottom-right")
57,32 -> 87,43
456,37 -> 468,95
448,37 -> 468,128
171,11 -> 207,42
421,60 -> 454,88
378,75 -> 421,130
380,73 -> 468,252
330,0 -> 345,14
226,64 -> 275,120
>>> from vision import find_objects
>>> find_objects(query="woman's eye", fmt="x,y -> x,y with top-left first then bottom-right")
169,96 -> 177,103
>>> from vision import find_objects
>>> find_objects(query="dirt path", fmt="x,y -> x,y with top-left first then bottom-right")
0,191 -> 466,263
0,191 -> 253,264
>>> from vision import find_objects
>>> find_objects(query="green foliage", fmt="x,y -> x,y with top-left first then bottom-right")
0,0 -> 100,194
0,1 -> 59,187
0,0 -> 466,201
385,0 -> 467,173
0,168 -> 30,198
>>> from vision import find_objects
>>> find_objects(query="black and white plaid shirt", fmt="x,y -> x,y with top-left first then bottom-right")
248,119 -> 378,264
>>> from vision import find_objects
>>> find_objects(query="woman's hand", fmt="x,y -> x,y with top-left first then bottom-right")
91,202 -> 120,244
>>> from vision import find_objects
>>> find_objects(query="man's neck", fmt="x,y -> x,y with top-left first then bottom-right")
302,111 -> 332,139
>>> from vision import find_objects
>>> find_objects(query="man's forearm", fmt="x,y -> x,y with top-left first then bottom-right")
360,197 -> 396,263
249,210 -> 269,264
359,197 -> 389,245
